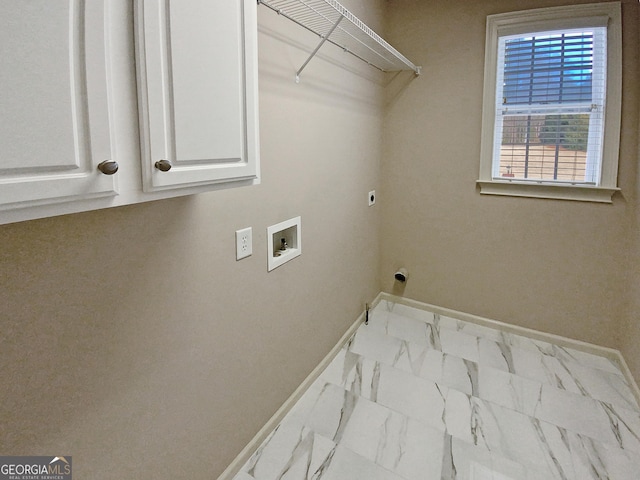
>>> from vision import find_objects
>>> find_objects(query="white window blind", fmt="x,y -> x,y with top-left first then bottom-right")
492,27 -> 606,184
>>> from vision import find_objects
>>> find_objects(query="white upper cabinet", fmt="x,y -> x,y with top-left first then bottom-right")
0,0 -> 117,210
0,0 -> 259,225
135,0 -> 260,192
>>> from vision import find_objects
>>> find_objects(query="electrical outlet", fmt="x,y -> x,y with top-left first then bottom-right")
235,227 -> 252,260
368,190 -> 376,206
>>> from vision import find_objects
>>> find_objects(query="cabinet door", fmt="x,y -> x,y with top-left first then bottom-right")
136,0 -> 259,192
0,0 -> 117,210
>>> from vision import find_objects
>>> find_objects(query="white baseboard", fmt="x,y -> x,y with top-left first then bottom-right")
379,292 -> 640,407
608,351 -> 640,411
216,292 -> 385,480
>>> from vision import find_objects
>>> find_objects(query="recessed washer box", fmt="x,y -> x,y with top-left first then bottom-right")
267,216 -> 301,271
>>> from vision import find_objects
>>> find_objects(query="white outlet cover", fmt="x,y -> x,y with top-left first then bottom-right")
236,227 -> 252,260
368,190 -> 376,206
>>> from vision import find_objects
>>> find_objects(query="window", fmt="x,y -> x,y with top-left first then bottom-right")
478,3 -> 622,203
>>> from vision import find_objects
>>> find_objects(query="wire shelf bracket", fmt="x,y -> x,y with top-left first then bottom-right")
257,0 -> 422,82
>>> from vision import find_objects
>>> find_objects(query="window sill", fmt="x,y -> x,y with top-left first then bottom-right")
476,180 -> 619,203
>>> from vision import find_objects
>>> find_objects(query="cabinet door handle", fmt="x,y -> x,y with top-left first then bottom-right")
154,159 -> 172,172
97,160 -> 119,175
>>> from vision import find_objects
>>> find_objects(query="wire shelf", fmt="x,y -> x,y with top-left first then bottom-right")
258,0 -> 421,81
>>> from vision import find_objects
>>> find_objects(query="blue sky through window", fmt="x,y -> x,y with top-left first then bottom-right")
503,32 -> 594,105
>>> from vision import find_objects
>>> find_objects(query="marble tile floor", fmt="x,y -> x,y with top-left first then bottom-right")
232,300 -> 640,480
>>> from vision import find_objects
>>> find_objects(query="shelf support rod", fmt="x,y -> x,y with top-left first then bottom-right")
295,15 -> 343,83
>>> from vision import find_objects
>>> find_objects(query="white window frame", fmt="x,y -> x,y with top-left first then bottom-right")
477,2 -> 622,203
